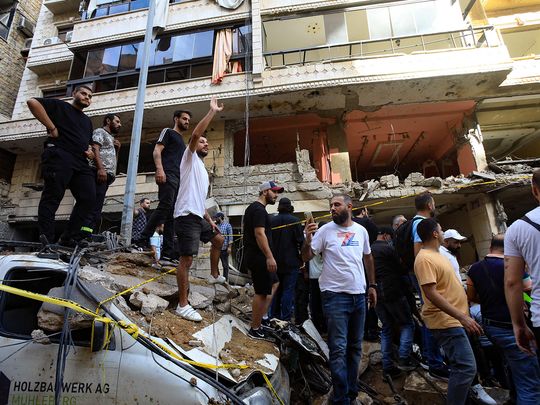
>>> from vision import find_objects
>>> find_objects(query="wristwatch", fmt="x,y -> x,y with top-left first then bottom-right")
368,283 -> 378,289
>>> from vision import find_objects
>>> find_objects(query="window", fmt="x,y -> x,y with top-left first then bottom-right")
0,268 -> 114,348
69,25 -> 249,93
57,26 -> 74,43
119,43 -> 140,71
0,9 -> 14,40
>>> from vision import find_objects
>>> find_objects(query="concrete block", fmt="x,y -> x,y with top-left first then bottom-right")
380,174 -> 400,188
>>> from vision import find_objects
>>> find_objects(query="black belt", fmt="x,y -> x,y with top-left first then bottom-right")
483,318 -> 513,330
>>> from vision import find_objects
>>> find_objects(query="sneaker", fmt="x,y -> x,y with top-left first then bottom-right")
160,257 -> 179,266
151,263 -> 162,270
175,304 -> 202,322
428,367 -> 450,382
383,366 -> 402,379
248,327 -> 276,342
470,384 -> 497,405
398,356 -> 418,371
207,275 -> 226,285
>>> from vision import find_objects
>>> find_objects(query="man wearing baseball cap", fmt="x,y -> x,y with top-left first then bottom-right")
243,180 -> 284,340
440,229 -> 467,282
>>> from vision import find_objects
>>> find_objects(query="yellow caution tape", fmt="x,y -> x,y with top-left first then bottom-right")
0,283 -> 284,404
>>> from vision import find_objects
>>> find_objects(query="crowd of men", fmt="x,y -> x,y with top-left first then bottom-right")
28,85 -> 540,405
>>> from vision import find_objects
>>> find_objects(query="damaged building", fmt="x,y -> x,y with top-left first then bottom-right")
0,0 -> 538,268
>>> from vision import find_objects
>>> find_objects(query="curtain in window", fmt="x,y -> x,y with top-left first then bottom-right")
212,28 -> 232,84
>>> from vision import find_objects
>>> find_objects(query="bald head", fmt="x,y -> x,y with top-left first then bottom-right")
490,233 -> 504,254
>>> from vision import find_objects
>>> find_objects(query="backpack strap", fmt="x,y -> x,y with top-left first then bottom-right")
519,216 -> 540,232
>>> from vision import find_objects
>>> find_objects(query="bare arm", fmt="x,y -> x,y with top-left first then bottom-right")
27,98 -> 58,137
505,255 -> 537,355
188,97 -> 223,152
465,277 -> 480,303
254,227 -> 276,272
153,143 -> 166,184
204,209 -> 219,233
92,143 -> 107,184
422,283 -> 483,336
364,253 -> 377,307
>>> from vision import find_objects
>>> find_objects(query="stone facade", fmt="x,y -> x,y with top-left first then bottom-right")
0,0 -> 41,121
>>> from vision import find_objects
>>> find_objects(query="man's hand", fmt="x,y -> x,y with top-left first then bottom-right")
210,96 -> 224,113
514,325 -> 537,356
155,168 -> 166,184
84,146 -> 95,160
113,139 -> 121,150
227,246 -> 232,255
266,257 -> 277,273
368,287 -> 377,308
304,222 -> 318,244
48,127 -> 59,138
209,219 -> 220,234
97,168 -> 107,184
459,315 -> 483,336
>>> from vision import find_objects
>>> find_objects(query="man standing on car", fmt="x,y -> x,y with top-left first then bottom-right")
136,109 -> 191,261
27,85 -> 96,246
302,194 -> 376,405
88,113 -> 121,231
173,97 -> 225,322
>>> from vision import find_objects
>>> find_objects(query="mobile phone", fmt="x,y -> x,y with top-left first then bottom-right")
304,211 -> 314,224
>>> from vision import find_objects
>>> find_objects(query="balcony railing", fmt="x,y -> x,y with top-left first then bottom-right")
264,26 -> 496,68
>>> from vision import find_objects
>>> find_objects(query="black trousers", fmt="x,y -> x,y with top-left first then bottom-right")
220,250 -> 230,279
140,175 -> 179,258
38,147 -> 96,243
89,172 -> 115,232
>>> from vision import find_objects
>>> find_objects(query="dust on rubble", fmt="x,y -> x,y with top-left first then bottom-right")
222,327 -> 279,374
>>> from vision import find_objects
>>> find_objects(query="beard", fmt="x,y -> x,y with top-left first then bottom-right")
447,246 -> 459,255
197,150 -> 208,158
332,210 -> 349,225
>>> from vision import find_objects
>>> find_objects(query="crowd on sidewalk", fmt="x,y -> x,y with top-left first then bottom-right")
26,85 -> 540,405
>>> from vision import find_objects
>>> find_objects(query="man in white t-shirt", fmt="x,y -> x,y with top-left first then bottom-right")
302,194 -> 376,404
505,168 -> 540,360
439,229 -> 466,282
173,97 -> 225,322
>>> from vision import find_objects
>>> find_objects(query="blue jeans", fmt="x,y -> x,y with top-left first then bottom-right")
431,328 -> 476,405
270,269 -> 298,321
409,274 -> 445,370
484,324 -> 540,405
322,291 -> 366,405
375,296 -> 415,370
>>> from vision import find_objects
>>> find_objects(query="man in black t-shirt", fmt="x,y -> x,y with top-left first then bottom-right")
136,110 -> 191,260
243,181 -> 283,340
27,85 -> 96,245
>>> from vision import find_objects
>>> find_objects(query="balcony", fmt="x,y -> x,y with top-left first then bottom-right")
26,39 -> 73,75
43,0 -> 80,15
69,0 -> 250,48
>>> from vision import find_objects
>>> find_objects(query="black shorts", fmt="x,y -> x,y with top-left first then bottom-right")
175,214 -> 217,256
246,254 -> 279,296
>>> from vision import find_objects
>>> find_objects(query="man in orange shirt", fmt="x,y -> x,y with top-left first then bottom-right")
414,218 -> 482,405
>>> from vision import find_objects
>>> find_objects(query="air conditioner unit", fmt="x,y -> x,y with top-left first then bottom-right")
23,38 -> 32,50
43,37 -> 62,46
17,16 -> 35,38
65,31 -> 73,43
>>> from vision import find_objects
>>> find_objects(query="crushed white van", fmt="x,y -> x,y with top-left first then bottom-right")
0,254 -> 290,405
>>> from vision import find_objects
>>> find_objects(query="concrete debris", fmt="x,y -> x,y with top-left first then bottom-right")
188,339 -> 203,347
404,172 -> 425,187
129,291 -> 169,316
189,290 -> 212,309
419,176 -> 443,188
37,287 -> 94,332
379,174 -> 400,189
31,329 -> 51,344
78,265 -> 116,290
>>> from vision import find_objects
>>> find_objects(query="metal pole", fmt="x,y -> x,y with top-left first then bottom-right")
120,0 -> 156,245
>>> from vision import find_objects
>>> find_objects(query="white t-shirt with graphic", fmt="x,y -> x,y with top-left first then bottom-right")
174,148 -> 209,219
505,206 -> 540,327
311,221 -> 371,294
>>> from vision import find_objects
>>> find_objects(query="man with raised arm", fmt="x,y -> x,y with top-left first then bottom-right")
173,97 -> 225,322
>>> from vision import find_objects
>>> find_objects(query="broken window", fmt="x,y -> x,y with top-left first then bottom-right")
263,0 -> 472,67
